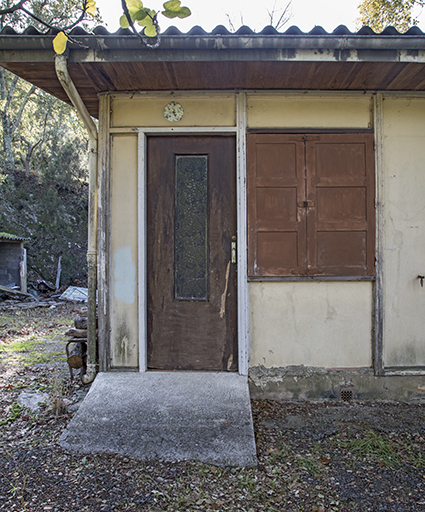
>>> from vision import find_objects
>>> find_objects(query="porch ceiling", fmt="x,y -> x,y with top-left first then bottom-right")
2,26 -> 425,118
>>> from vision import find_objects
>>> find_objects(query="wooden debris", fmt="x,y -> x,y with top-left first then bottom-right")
65,311 -> 96,383
0,284 -> 34,299
67,341 -> 86,369
74,316 -> 88,330
74,316 -> 98,329
64,328 -> 93,338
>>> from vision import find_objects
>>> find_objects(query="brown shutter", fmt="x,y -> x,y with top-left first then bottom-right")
247,134 -> 306,276
306,133 -> 375,276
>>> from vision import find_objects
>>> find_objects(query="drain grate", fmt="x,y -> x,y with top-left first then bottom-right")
340,388 -> 354,401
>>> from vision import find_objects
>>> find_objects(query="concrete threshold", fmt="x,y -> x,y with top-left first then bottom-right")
59,372 -> 257,466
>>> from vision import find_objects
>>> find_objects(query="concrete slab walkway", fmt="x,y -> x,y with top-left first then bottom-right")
59,372 -> 257,466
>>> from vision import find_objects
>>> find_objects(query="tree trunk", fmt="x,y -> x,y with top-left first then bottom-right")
0,67 -> 15,172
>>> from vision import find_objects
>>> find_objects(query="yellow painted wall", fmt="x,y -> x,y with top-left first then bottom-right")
247,94 -> 372,128
110,135 -> 139,368
106,92 -> 425,372
247,94 -> 374,369
382,97 -> 425,367
249,282 -> 372,368
111,95 -> 236,127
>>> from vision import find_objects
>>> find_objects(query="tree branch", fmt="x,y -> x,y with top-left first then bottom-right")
61,0 -> 90,31
2,0 -> 89,34
0,0 -> 27,16
121,0 -> 160,49
5,74 -> 19,111
12,84 -> 36,134
267,0 -> 292,31
0,67 -> 6,101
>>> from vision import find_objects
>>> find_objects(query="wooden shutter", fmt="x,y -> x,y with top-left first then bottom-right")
248,132 -> 375,278
247,134 -> 306,276
306,134 -> 375,276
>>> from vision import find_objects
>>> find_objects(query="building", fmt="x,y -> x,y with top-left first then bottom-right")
2,24 -> 425,399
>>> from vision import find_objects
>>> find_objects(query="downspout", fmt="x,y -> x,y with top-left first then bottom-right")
55,55 -> 98,384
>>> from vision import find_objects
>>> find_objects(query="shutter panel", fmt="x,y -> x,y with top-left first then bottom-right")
306,134 -> 375,276
247,134 -> 306,276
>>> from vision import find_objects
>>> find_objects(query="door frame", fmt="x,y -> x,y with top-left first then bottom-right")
136,94 -> 249,375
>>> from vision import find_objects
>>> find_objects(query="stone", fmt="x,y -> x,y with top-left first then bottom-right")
17,391 -> 49,411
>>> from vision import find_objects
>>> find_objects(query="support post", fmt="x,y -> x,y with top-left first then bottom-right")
55,55 -> 98,384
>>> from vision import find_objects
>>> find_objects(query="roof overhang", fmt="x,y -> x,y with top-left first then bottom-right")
2,27 -> 425,118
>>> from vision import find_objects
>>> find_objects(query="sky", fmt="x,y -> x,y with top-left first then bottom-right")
95,0 -> 425,33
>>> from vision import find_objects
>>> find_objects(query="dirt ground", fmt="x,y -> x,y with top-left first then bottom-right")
1,302 -> 425,511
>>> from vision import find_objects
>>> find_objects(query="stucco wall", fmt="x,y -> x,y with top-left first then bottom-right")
106,93 -> 425,372
247,94 -> 372,128
110,135 -> 139,368
382,96 -> 425,367
111,94 -> 236,127
247,94 -> 374,369
249,281 -> 372,368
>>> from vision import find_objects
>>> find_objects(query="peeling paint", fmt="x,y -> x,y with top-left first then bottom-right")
249,365 -> 425,401
219,261 -> 230,319
113,246 -> 136,304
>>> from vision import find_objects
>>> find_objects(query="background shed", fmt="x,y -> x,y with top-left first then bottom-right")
0,234 -> 27,292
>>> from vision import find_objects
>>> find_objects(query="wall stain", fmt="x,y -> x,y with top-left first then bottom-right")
113,246 -> 136,304
113,317 -> 136,367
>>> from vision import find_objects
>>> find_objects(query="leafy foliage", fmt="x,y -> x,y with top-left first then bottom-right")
1,1 -> 91,286
162,0 -> 191,19
53,31 -> 68,54
0,105 -> 90,287
119,0 -> 191,38
0,166 -> 89,286
0,0 -> 191,52
357,0 -> 425,32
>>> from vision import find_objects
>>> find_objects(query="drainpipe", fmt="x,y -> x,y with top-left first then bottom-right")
55,55 -> 98,384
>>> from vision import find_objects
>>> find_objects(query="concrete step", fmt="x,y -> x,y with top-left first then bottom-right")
59,372 -> 257,466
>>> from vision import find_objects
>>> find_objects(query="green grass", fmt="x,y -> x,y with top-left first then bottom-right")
339,430 -> 402,466
298,456 -> 322,476
0,339 -> 38,353
0,306 -> 71,366
0,403 -> 24,426
0,339 -> 66,366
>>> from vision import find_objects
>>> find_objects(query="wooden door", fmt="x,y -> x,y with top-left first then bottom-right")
147,136 -> 237,371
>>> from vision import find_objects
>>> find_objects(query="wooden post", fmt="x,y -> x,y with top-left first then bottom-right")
55,255 -> 62,290
19,247 -> 27,294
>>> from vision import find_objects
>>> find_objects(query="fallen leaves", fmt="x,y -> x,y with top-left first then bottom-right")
1,309 -> 425,510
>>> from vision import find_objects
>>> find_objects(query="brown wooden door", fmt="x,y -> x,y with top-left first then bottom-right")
147,136 -> 237,371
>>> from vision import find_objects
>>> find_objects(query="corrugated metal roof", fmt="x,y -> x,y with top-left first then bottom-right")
1,23 -> 425,37
0,233 -> 29,241
2,24 -> 425,118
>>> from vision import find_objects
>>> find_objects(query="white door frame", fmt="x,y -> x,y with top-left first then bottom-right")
136,93 -> 249,375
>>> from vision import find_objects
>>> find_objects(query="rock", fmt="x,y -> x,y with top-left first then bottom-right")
17,391 -> 49,411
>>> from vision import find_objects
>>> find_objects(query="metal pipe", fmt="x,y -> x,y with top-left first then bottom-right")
55,54 -> 98,385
